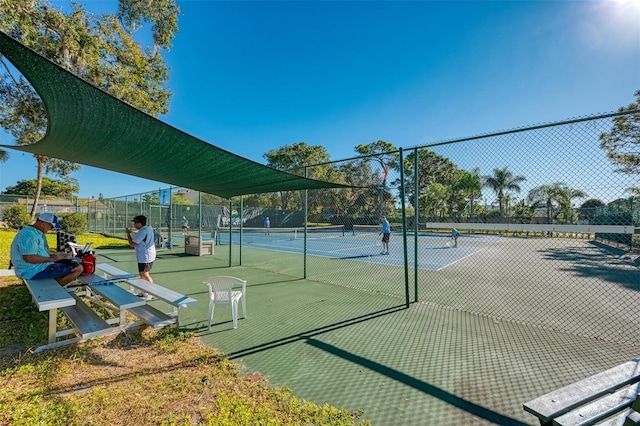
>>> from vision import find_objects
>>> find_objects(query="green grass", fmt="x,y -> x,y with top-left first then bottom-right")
0,229 -> 370,425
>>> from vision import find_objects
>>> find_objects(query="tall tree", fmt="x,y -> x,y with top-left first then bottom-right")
453,168 -> 482,220
554,186 -> 587,224
529,182 -> 586,224
577,198 -> 605,223
4,176 -> 78,198
402,148 -> 457,215
423,182 -> 450,219
264,142 -> 331,210
0,0 -> 180,218
354,140 -> 397,217
599,90 -> 640,175
528,183 -> 564,225
483,167 -> 526,218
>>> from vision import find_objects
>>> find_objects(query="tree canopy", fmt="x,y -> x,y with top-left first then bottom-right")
600,90 -> 640,175
3,177 -> 78,198
0,0 -> 180,217
483,167 -> 526,218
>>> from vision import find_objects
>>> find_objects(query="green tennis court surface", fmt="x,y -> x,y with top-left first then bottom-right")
91,233 -> 639,425
213,226 -> 496,270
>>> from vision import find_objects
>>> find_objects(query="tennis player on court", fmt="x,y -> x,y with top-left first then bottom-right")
264,216 -> 270,235
380,216 -> 390,255
452,228 -> 460,248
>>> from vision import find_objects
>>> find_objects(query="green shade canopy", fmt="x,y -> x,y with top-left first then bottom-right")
0,32 -> 350,198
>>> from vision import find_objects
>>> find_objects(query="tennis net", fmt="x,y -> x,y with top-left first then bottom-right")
217,225 -> 345,243
352,224 -> 403,235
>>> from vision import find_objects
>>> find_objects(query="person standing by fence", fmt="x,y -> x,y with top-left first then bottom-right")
126,215 -> 156,284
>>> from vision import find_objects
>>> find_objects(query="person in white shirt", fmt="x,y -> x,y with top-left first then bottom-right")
125,215 -> 156,283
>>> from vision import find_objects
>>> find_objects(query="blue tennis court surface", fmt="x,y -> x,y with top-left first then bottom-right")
208,229 -> 500,271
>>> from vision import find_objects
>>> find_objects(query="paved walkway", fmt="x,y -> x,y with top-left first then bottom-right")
97,246 -> 640,425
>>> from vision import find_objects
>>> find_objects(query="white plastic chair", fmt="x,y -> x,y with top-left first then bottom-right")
203,276 -> 246,330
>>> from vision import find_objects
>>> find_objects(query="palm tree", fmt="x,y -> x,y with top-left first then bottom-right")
555,186 -> 587,224
528,183 -> 563,224
483,167 -> 526,218
423,182 -> 450,219
529,183 -> 587,224
454,168 -> 482,220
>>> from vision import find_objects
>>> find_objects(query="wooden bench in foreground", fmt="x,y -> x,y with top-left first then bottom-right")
96,263 -> 197,327
523,358 -> 640,425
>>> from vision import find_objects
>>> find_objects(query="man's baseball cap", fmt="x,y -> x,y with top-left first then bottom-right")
37,212 -> 61,229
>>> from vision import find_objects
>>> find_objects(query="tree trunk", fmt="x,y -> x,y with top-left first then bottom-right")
29,154 -> 45,219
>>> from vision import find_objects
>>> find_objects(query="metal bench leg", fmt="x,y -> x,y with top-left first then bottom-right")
48,308 -> 58,344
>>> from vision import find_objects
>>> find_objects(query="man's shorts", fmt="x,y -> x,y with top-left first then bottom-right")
31,263 -> 73,280
382,233 -> 390,243
138,262 -> 154,273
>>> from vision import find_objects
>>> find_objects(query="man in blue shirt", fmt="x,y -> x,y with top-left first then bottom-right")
452,228 -> 460,247
10,212 -> 83,286
264,216 -> 270,235
380,216 -> 391,255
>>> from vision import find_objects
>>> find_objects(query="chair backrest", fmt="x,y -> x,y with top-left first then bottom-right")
203,276 -> 245,304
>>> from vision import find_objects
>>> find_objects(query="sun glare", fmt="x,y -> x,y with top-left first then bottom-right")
612,0 -> 640,11
579,0 -> 640,51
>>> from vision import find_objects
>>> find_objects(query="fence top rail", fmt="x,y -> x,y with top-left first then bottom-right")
424,222 -> 636,234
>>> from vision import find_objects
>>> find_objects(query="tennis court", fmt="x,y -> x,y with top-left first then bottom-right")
211,225 -> 496,271
90,230 -> 640,426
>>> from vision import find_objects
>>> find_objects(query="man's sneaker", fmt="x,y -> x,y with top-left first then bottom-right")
137,292 -> 154,301
381,251 -> 387,255
63,279 -> 84,290
384,251 -> 389,255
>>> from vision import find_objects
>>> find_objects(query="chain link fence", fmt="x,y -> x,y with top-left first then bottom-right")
88,110 -> 638,344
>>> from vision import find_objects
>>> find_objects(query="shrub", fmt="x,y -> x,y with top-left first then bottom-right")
58,212 -> 87,234
2,204 -> 31,229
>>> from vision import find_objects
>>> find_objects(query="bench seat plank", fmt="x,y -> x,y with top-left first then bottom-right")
126,278 -> 198,308
87,283 -> 146,310
24,278 -> 75,311
61,293 -> 113,339
128,305 -> 176,329
594,409 -> 634,426
96,263 -> 197,307
524,359 -> 640,423
79,273 -> 121,285
96,263 -> 197,328
95,263 -> 136,280
553,383 -> 640,425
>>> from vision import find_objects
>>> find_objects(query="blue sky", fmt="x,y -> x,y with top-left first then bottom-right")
0,0 -> 639,199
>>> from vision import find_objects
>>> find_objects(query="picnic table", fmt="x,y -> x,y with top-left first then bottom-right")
23,268 -> 196,352
95,263 -> 198,327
